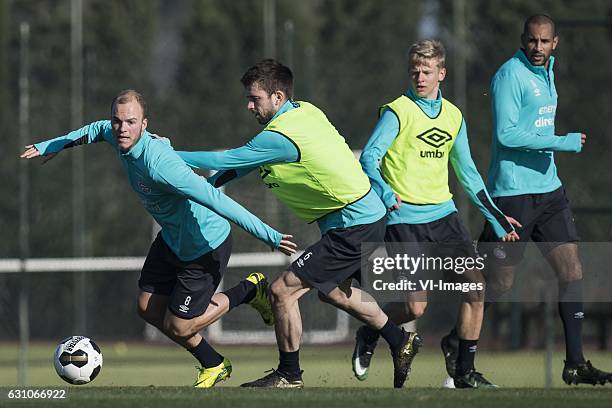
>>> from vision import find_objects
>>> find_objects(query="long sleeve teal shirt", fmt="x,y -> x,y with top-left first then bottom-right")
360,88 -> 512,239
33,121 -> 283,261
178,100 -> 386,235
487,50 -> 582,197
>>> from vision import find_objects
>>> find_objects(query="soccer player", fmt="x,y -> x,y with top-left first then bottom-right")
351,39 -> 520,389
177,59 -> 421,388
476,15 -> 612,385
20,90 -> 297,388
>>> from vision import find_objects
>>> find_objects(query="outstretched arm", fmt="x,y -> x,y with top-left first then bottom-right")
178,131 -> 298,168
177,131 -> 298,187
154,150 -> 297,255
450,120 -> 520,241
20,120 -> 113,160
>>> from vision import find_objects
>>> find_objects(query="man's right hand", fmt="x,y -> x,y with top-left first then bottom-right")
580,133 -> 587,147
20,145 -> 41,159
20,145 -> 57,163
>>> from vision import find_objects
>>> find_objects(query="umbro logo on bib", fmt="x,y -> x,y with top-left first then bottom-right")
416,127 -> 452,148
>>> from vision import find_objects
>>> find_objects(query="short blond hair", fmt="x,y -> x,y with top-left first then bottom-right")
409,39 -> 446,69
111,89 -> 148,118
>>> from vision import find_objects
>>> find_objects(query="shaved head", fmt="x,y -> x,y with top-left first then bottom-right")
523,14 -> 556,37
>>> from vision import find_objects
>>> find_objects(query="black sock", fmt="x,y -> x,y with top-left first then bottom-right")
188,338 -> 223,368
446,327 -> 460,350
456,339 -> 478,376
222,279 -> 257,310
278,350 -> 301,380
362,325 -> 381,343
559,280 -> 585,364
379,319 -> 404,352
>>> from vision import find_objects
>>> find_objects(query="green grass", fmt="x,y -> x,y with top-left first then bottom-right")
2,388 -> 612,408
1,343 -> 611,407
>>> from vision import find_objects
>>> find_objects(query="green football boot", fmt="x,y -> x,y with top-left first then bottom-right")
246,272 -> 274,326
193,357 -> 232,388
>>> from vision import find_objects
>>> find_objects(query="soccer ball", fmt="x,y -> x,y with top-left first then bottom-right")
53,336 -> 103,385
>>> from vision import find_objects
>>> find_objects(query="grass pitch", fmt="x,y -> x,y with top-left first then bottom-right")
3,387 -> 612,408
1,343 -> 611,407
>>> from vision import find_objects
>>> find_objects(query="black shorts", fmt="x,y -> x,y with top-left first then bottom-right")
386,212 -> 475,254
478,187 -> 579,266
385,212 -> 477,281
138,233 -> 232,319
290,217 -> 386,295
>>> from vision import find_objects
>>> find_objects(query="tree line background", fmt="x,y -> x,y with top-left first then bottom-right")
0,0 -> 611,341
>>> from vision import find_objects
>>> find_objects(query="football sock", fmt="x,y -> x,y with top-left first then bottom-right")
456,339 -> 478,376
361,325 -> 381,343
559,279 -> 585,364
379,319 -> 405,352
222,279 -> 257,310
188,338 -> 223,368
278,350 -> 302,379
448,327 -> 459,342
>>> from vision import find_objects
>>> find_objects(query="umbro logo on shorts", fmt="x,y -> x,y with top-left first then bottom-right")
179,296 -> 192,313
296,252 -> 313,268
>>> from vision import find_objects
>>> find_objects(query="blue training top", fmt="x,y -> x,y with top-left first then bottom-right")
360,88 -> 512,239
177,100 -> 386,235
487,50 -> 582,197
34,121 -> 283,261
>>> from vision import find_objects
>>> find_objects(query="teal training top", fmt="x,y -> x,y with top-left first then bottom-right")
33,121 -> 283,261
487,50 -> 582,197
178,100 -> 386,235
360,88 -> 512,238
